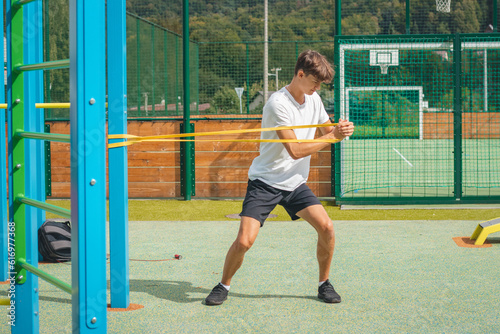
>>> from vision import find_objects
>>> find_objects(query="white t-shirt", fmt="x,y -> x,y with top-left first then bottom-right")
248,86 -> 330,191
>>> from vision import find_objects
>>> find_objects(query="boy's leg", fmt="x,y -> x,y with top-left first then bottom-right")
221,216 -> 261,285
206,179 -> 280,305
296,204 -> 335,282
205,216 -> 260,305
297,204 -> 341,303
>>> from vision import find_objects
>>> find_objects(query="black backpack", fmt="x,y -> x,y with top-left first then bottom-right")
38,220 -> 72,262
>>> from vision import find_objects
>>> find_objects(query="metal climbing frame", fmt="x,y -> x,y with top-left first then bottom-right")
8,1 -> 47,332
2,0 -> 129,333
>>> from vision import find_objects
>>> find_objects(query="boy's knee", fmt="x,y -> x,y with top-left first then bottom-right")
318,219 -> 335,239
234,237 -> 255,252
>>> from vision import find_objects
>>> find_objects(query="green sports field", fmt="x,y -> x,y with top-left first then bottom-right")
1,218 -> 498,334
339,138 -> 500,198
2,199 -> 500,333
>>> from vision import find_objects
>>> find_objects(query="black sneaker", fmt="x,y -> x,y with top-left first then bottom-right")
318,280 -> 341,303
205,283 -> 229,305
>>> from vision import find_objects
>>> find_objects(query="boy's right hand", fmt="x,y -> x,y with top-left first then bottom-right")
332,119 -> 354,140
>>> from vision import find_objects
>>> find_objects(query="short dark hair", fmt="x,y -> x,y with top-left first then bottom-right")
294,50 -> 334,83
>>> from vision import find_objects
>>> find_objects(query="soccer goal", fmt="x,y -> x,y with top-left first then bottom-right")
345,86 -> 424,140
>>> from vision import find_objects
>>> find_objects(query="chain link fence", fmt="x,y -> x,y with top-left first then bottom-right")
334,34 -> 500,203
43,0 -> 499,120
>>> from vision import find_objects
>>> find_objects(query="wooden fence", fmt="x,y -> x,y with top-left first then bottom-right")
47,116 -> 332,198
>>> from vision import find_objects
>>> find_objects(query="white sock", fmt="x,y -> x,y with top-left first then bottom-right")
220,282 -> 230,291
319,280 -> 326,287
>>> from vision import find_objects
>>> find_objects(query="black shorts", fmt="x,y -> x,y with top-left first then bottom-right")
240,179 -> 322,226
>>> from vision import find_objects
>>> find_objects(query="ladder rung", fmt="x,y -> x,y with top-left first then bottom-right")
14,0 -> 38,6
17,258 -> 72,294
16,59 -> 69,72
15,130 -> 70,143
16,195 -> 71,219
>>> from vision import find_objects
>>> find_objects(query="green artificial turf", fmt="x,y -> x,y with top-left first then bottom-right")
7,219 -> 499,334
45,199 -> 500,222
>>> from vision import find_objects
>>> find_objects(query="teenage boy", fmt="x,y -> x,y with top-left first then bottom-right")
205,50 -> 354,305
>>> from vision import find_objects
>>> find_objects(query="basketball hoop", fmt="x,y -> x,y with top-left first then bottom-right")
436,0 -> 451,13
369,50 -> 398,75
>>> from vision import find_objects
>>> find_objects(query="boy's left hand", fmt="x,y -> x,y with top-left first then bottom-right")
334,119 -> 354,139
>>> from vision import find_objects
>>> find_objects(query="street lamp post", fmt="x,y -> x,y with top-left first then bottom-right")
235,87 -> 244,114
269,67 -> 281,91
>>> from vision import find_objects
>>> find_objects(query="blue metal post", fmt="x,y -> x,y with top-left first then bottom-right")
0,0 -> 7,282
107,0 -> 130,309
24,0 -> 46,260
24,0 -> 46,241
69,0 -> 107,332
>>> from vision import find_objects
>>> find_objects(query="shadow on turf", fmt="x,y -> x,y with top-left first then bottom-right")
129,279 -> 319,304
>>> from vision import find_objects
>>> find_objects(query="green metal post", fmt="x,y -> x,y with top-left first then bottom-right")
453,34 -> 462,201
151,25 -> 155,115
333,36 -> 341,197
246,43 -> 250,114
295,41 -> 299,59
43,0 -> 51,119
494,0 -> 498,32
11,0 -> 27,286
175,36 -> 179,114
195,43 -> 199,114
335,0 -> 341,36
406,0 -> 410,34
182,0 -> 193,200
136,19 -> 141,115
164,31 -> 168,114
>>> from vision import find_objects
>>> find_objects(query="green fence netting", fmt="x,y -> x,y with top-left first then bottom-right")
43,8 -> 199,120
198,41 -> 334,115
39,0 -> 500,203
126,13 -> 198,118
43,0 -> 499,120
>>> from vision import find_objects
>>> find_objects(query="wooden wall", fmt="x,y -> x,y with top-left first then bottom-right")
47,116 -> 333,199
29,112 -> 500,199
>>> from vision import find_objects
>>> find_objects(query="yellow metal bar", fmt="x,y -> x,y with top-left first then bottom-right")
471,217 -> 500,245
0,102 -> 110,109
0,103 -> 68,109
35,103 -> 70,109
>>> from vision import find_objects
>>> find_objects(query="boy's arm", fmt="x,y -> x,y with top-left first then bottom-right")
318,118 -> 335,136
276,119 -> 354,160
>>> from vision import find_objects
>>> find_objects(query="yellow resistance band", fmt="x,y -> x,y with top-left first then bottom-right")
108,123 -> 338,148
